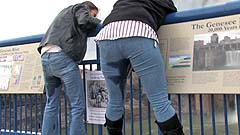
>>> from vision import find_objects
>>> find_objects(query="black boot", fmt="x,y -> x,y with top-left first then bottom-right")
104,115 -> 123,135
155,114 -> 184,135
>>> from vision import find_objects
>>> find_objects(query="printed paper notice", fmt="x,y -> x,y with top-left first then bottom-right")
85,70 -> 108,124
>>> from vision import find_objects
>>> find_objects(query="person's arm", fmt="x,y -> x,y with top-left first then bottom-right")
87,23 -> 102,37
73,4 -> 101,35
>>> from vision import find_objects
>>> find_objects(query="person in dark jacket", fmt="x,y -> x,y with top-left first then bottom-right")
38,1 -> 101,135
96,0 -> 184,135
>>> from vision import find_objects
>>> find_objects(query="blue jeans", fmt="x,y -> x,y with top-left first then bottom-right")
99,37 -> 176,122
41,52 -> 86,135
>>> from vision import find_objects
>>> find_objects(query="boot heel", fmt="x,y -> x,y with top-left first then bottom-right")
104,115 -> 123,135
155,114 -> 184,135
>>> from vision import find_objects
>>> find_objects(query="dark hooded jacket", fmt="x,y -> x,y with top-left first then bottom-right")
102,0 -> 177,32
38,3 -> 101,62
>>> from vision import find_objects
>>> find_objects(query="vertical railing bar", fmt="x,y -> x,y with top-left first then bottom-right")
83,64 -> 87,131
9,95 -> 12,133
199,94 -> 204,135
25,95 -> 27,133
13,94 -> 17,132
236,94 -> 240,135
189,94 -> 193,135
167,91 -> 171,135
30,95 -> 33,134
96,47 -> 103,135
64,93 -> 68,135
40,94 -> 44,131
167,94 -> 172,134
123,104 -> 126,135
98,124 -> 103,135
35,94 -> 38,134
59,95 -> 62,135
89,64 -> 95,135
168,94 -> 171,100
223,94 -> 229,135
96,43 -> 101,70
123,78 -> 126,135
178,94 -> 182,123
4,95 -> 6,132
123,72 -> 126,134
147,100 -> 151,135
0,95 -> 2,134
138,79 -> 142,135
20,95 -> 22,133
130,73 -> 134,135
90,64 -> 92,71
91,124 -> 94,135
83,64 -> 91,134
98,125 -> 103,135
123,117 -> 126,135
211,95 -> 216,135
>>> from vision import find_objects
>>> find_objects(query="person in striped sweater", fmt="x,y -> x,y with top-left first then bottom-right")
96,0 -> 184,135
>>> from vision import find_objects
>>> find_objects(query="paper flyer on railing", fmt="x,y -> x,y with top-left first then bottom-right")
85,70 -> 108,124
0,43 -> 44,93
158,14 -> 240,94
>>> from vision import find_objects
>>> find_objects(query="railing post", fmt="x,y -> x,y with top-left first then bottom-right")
35,94 -> 38,135
130,73 -> 134,135
237,94 -> 240,135
211,95 -> 216,135
0,95 -> 1,134
96,45 -> 103,135
14,94 -> 17,132
138,79 -> 142,135
199,94 -> 204,135
178,94 -> 182,123
223,95 -> 229,135
147,101 -> 152,135
189,94 -> 193,135
96,43 -> 100,70
9,95 -> 12,133
20,95 -> 23,133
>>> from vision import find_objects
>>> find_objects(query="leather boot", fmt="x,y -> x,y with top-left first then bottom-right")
104,115 -> 123,135
155,114 -> 184,135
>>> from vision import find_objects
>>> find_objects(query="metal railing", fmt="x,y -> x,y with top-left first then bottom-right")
0,75 -> 240,134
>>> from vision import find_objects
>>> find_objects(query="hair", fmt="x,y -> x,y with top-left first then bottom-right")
82,1 -> 98,11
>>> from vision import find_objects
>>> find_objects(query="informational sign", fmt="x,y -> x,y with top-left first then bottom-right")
85,70 -> 108,124
158,14 -> 240,94
0,43 -> 44,93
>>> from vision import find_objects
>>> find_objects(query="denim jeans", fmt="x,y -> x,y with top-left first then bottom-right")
41,52 -> 86,135
99,37 -> 176,122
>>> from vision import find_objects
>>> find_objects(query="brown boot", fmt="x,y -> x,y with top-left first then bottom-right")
155,114 -> 184,135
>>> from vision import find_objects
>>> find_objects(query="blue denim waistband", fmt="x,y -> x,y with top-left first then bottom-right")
41,51 -> 64,58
